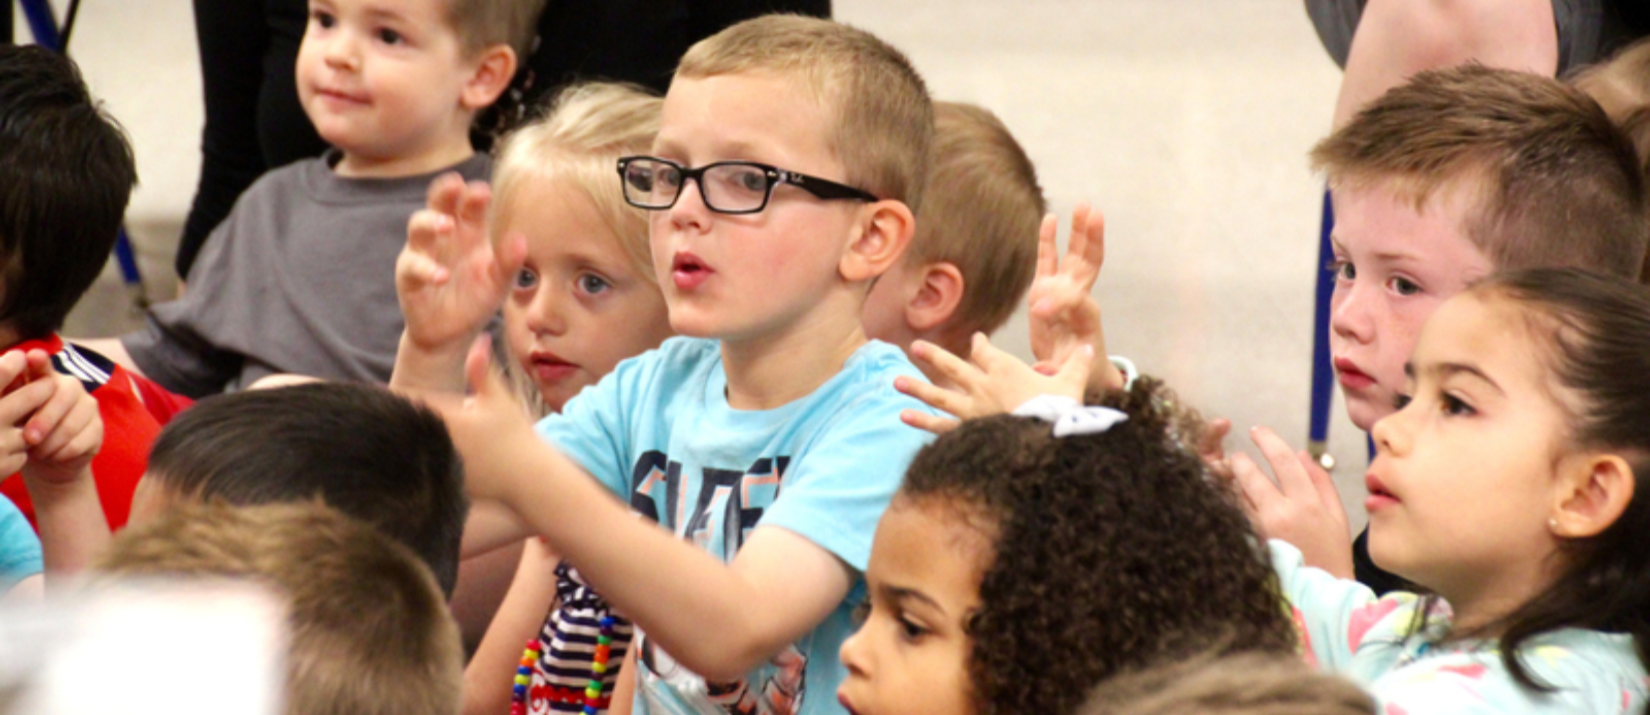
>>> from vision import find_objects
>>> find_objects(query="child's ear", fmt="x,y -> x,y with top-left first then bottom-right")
841,200 -> 916,284
904,262 -> 965,332
1551,453 -> 1636,538
460,45 -> 518,111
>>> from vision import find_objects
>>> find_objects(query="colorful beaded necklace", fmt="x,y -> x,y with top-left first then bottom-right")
512,615 -> 618,715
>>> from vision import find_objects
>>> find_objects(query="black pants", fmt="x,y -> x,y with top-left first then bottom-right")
179,0 -> 831,279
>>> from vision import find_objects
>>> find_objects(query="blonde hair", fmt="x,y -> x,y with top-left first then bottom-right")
94,501 -> 463,715
489,82 -> 662,280
445,0 -> 546,59
1311,64 -> 1650,282
675,14 -> 934,213
910,101 -> 1045,335
1081,652 -> 1375,715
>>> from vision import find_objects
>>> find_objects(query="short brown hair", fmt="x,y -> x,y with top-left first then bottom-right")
1080,651 -> 1375,715
95,501 -> 463,715
445,0 -> 546,59
1571,37 -> 1650,182
675,14 -> 934,213
1312,64 -> 1650,281
910,101 -> 1045,335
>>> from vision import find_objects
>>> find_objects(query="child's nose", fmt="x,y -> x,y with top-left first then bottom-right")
323,32 -> 361,70
838,627 -> 870,676
667,177 -> 713,231
1329,282 -> 1373,344
526,287 -> 569,336
1370,405 -> 1409,456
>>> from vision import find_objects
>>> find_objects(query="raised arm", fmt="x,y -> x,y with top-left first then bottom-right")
391,173 -> 524,395
437,340 -> 854,681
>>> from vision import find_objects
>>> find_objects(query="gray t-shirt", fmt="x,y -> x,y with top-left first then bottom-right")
123,151 -> 491,397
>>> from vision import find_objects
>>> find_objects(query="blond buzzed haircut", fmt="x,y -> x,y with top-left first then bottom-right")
95,501 -> 463,715
446,0 -> 546,59
1081,652 -> 1375,715
490,82 -> 662,280
1312,64 -> 1650,281
910,101 -> 1045,335
676,14 -> 934,213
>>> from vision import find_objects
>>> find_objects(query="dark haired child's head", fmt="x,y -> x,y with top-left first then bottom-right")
294,0 -> 545,177
1078,651 -> 1375,715
837,381 -> 1296,715
863,101 -> 1045,362
0,44 -> 136,343
95,500 -> 463,715
131,382 -> 467,596
1311,64 -> 1649,431
640,15 -> 933,342
1367,268 -> 1650,690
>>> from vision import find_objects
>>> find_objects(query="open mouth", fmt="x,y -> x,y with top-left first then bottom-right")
671,252 -> 713,290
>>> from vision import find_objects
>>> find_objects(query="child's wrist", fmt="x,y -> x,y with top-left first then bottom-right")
20,464 -> 96,499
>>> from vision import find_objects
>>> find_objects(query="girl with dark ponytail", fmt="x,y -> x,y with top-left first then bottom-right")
1278,267 -> 1650,713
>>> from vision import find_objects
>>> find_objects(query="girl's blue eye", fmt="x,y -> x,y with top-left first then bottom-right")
514,268 -> 538,290
578,274 -> 611,295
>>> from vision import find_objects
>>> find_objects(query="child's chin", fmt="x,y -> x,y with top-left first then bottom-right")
1343,392 -> 1393,433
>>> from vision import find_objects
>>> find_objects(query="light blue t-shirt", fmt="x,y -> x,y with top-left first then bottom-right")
1272,540 -> 1648,714
0,494 -> 43,592
536,337 -> 934,715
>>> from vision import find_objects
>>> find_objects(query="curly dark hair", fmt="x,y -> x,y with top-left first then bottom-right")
898,379 -> 1297,715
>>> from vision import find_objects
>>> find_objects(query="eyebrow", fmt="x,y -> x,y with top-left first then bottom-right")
1405,361 -> 1504,394
878,584 -> 945,613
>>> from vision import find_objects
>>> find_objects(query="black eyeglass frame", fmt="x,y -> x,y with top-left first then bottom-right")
617,155 -> 880,215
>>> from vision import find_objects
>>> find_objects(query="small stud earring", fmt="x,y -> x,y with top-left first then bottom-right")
1549,518 -> 1560,530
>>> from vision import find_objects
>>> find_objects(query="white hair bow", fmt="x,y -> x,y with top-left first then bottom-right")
1011,395 -> 1128,438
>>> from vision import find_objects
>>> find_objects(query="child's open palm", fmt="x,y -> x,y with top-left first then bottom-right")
1028,203 -> 1124,392
896,334 -> 1091,434
1228,426 -> 1353,578
397,173 -> 526,353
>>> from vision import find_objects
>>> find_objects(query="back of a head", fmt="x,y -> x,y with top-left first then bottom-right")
491,81 -> 662,280
1572,37 -> 1650,168
912,101 -> 1046,336
1312,64 -> 1650,282
145,383 -> 467,596
0,44 -> 137,340
898,381 -> 1295,715
675,14 -> 935,213
94,501 -> 463,715
1080,651 -> 1375,715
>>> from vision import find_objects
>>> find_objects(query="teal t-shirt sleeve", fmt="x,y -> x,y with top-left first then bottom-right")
535,357 -> 641,498
0,495 -> 42,592
761,387 -> 935,572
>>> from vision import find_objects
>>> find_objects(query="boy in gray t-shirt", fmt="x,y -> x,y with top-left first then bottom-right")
85,0 -> 543,397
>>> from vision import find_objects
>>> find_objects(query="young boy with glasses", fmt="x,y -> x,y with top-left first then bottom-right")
391,15 -> 935,715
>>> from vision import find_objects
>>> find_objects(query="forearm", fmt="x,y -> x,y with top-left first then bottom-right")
495,443 -> 832,681
463,539 -> 561,715
1333,0 -> 1558,128
460,499 -> 534,558
24,470 -> 110,580
390,332 -> 472,394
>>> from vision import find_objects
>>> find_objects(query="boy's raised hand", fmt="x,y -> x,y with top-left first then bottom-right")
1027,204 -> 1125,392
19,350 -> 102,485
1227,425 -> 1353,578
397,173 -> 527,354
895,333 -> 1091,434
